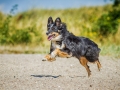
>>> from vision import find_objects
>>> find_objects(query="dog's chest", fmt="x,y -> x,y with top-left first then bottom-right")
52,41 -> 62,49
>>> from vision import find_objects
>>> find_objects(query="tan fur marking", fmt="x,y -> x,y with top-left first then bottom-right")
45,54 -> 56,62
51,32 -> 59,37
95,60 -> 101,71
79,57 -> 91,77
44,49 -> 71,62
79,57 -> 101,77
55,49 -> 72,58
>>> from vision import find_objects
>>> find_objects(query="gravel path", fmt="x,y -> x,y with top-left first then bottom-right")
0,54 -> 120,90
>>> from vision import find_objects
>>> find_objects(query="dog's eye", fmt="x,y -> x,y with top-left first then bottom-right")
47,27 -> 50,30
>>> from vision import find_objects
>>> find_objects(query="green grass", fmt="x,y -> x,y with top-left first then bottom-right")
100,44 -> 120,58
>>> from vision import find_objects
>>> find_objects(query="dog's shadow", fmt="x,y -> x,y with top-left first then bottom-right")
31,75 -> 86,78
31,75 -> 61,78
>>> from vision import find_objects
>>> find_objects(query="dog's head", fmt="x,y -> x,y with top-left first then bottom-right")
46,17 -> 66,41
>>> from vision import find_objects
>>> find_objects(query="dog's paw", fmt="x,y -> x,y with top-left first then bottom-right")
42,55 -> 56,62
50,58 -> 56,62
42,57 -> 47,61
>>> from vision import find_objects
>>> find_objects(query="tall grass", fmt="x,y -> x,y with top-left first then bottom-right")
0,4 -> 120,57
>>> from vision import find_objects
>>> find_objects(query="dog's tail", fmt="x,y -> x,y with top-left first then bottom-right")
98,48 -> 101,53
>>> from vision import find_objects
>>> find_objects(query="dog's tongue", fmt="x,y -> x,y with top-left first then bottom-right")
48,35 -> 53,41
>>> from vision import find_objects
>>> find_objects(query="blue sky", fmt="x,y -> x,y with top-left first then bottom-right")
0,0 -> 113,13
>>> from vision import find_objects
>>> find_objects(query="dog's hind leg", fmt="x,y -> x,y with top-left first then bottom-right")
79,57 -> 91,77
96,60 -> 101,71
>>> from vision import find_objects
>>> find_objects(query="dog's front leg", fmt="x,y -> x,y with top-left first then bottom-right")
42,50 -> 57,61
42,42 -> 56,62
42,54 -> 56,62
42,48 -> 72,61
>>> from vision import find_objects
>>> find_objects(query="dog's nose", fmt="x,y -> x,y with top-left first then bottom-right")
46,32 -> 49,35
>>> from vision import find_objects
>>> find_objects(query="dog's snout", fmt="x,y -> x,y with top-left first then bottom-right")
46,32 -> 49,35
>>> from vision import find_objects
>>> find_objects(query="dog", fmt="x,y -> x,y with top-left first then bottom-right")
42,17 -> 72,61
45,20 -> 101,77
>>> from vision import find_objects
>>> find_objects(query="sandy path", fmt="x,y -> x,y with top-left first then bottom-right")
0,54 -> 120,90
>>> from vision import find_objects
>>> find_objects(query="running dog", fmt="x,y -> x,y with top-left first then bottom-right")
45,20 -> 101,77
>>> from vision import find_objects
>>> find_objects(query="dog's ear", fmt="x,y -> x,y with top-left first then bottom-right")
48,16 -> 53,25
47,17 -> 53,30
55,17 -> 61,27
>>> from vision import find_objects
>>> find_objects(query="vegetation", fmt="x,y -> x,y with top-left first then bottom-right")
0,3 -> 120,57
93,5 -> 120,42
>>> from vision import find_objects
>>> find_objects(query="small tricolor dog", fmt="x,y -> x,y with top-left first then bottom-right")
43,17 -> 101,77
42,17 -> 72,61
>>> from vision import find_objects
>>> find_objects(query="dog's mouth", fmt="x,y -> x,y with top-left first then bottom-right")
47,34 -> 55,41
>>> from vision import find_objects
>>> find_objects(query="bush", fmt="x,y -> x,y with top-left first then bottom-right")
92,5 -> 120,38
11,28 -> 32,44
0,4 -> 43,45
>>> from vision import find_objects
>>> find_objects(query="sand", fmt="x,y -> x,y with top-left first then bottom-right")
0,54 -> 120,90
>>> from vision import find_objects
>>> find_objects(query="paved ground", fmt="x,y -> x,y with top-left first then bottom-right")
0,54 -> 120,90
